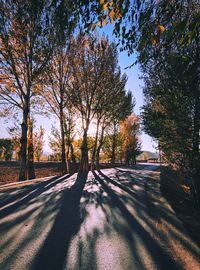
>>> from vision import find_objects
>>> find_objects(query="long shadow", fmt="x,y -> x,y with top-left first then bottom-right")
93,171 -> 181,270
0,174 -> 70,219
0,175 -> 61,207
102,169 -> 200,263
32,172 -> 88,270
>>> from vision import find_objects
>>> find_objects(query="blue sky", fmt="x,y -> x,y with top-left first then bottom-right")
0,25 -> 156,154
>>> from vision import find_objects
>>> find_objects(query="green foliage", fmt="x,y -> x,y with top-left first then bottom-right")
80,0 -> 199,61
101,133 -> 123,162
49,126 -> 62,161
141,1 -> 200,188
0,138 -> 13,161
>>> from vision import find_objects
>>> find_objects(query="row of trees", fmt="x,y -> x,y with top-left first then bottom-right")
42,33 -> 139,174
0,125 -> 44,162
0,1 -> 141,180
84,0 -> 199,205
49,113 -> 141,166
138,1 -> 200,204
81,0 -> 200,205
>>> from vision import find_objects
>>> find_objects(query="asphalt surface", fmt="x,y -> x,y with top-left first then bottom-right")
0,164 -> 200,270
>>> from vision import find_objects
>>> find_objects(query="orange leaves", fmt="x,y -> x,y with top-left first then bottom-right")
109,9 -> 115,24
158,24 -> 165,34
98,1 -> 121,26
82,39 -> 89,47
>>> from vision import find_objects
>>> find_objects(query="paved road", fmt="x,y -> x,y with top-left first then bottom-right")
0,164 -> 200,270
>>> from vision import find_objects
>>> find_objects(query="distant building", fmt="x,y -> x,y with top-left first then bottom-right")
136,151 -> 159,163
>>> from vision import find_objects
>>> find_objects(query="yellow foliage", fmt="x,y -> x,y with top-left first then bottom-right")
103,3 -> 108,10
100,0 -> 104,4
91,23 -> 96,31
103,19 -> 107,26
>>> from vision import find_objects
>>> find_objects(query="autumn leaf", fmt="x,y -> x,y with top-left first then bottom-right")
109,9 -> 115,24
103,3 -> 108,10
103,19 -> 107,26
158,25 -> 165,34
100,0 -> 104,4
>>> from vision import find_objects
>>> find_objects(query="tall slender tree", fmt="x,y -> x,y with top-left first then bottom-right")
42,45 -> 72,174
68,33 -> 121,173
0,0 -> 77,180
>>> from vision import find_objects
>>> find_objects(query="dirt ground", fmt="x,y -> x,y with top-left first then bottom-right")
0,161 -> 62,186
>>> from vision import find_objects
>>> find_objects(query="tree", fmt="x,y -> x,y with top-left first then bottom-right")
27,117 -> 35,179
49,126 -> 62,162
80,0 -> 199,60
120,114 -> 141,165
68,33 -> 123,173
141,1 -> 200,204
42,45 -> 72,174
0,0 -> 77,180
34,126 -> 44,162
90,44 -> 132,169
108,90 -> 134,166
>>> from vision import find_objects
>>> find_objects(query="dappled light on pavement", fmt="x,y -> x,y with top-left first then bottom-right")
0,164 -> 200,270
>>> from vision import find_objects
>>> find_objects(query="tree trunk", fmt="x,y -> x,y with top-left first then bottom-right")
66,145 -> 70,174
79,129 -> 89,173
133,155 -> 136,165
19,104 -> 29,181
60,106 -> 67,175
111,124 -> 117,166
96,126 -> 105,170
70,143 -> 76,173
91,120 -> 100,171
27,117 -> 35,179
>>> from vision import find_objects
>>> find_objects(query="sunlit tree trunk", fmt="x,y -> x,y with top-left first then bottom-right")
96,125 -> 105,170
60,105 -> 67,175
70,143 -> 76,173
91,119 -> 100,171
66,145 -> 70,174
111,123 -> 117,166
79,128 -> 89,173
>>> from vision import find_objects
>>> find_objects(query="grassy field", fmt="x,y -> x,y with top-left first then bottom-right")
0,161 -> 62,186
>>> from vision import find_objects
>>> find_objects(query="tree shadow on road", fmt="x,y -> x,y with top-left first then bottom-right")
0,174 -> 71,219
32,172 -> 88,270
93,170 -> 181,270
